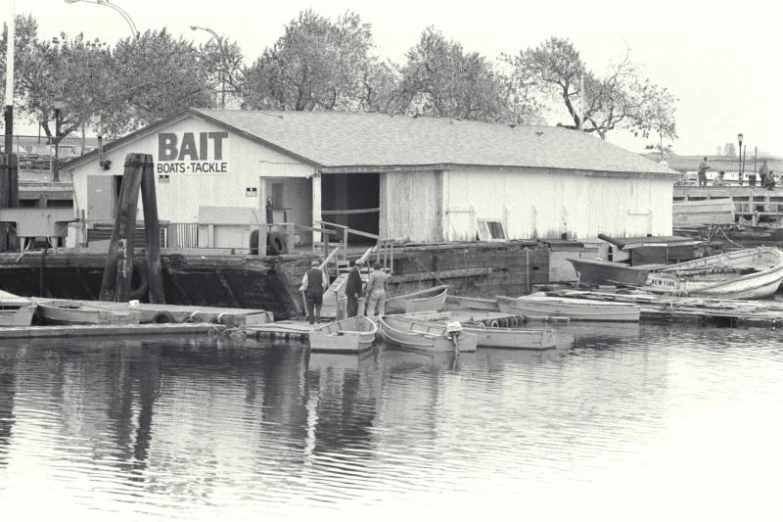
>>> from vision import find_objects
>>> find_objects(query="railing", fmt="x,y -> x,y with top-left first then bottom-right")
314,219 -> 395,275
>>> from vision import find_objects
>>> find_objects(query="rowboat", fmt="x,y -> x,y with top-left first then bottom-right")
496,294 -> 641,322
385,285 -> 449,314
309,315 -> 378,353
567,257 -> 652,286
0,290 -> 37,327
457,324 -> 556,350
445,295 -> 500,312
378,315 -> 477,352
646,246 -> 783,300
34,299 -> 143,325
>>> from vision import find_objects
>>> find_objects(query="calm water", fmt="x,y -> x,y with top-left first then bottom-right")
1,324 -> 783,521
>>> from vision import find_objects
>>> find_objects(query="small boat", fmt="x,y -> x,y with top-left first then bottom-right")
457,324 -> 556,350
385,285 -> 449,314
445,295 -> 500,312
34,299 -> 143,325
378,315 -> 477,352
673,199 -> 736,227
308,315 -> 378,353
0,290 -> 37,327
597,234 -> 721,266
646,246 -> 783,300
496,294 -> 641,322
567,257 -> 652,287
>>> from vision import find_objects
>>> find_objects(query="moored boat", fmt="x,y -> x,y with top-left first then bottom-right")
567,257 -> 652,287
0,290 -> 37,327
378,315 -> 477,352
457,324 -> 556,350
385,285 -> 449,314
646,246 -> 783,300
308,315 -> 378,353
33,299 -> 143,325
445,295 -> 500,311
496,294 -> 641,322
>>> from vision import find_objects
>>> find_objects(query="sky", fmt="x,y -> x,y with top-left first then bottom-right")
4,0 -> 782,156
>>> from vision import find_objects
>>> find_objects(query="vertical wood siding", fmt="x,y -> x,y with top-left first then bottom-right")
445,167 -> 673,240
380,170 -> 442,241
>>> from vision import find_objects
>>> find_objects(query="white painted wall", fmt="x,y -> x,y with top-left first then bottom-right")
65,114 -> 316,234
444,167 -> 674,241
378,166 -> 673,243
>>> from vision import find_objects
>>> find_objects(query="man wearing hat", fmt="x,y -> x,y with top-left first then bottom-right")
344,259 -> 364,317
299,260 -> 328,324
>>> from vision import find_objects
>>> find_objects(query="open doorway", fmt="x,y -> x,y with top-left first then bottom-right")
321,173 -> 379,243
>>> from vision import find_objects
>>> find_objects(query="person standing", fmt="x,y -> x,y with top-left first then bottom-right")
759,159 -> 770,187
365,262 -> 388,319
266,197 -> 274,224
300,260 -> 328,324
344,259 -> 364,318
697,157 -> 710,187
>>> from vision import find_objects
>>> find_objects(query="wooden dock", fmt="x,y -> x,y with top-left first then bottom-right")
0,322 -> 225,339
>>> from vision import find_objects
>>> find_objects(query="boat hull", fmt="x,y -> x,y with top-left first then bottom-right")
648,247 -> 783,299
445,295 -> 500,312
0,303 -> 37,327
462,325 -> 557,350
567,258 -> 651,286
497,295 -> 641,322
309,315 -> 378,353
385,285 -> 449,314
35,300 -> 143,325
378,315 -> 477,352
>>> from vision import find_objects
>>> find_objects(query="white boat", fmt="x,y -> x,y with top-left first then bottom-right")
385,285 -> 449,314
309,315 -> 378,353
0,290 -> 37,327
462,324 -> 557,350
496,294 -> 641,322
378,315 -> 477,352
646,246 -> 783,300
445,295 -> 500,311
33,299 -> 143,325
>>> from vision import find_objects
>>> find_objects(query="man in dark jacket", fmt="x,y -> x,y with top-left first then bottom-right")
344,260 -> 364,317
299,260 -> 328,324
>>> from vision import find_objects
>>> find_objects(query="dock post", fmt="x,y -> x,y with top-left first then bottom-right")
140,155 -> 165,303
0,153 -> 19,251
100,153 -> 145,301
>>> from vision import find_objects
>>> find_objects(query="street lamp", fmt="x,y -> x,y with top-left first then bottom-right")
737,133 -> 744,184
64,0 -> 139,39
191,25 -> 227,110
52,100 -> 65,183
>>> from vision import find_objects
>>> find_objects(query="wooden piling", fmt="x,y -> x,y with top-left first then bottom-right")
0,153 -> 19,252
140,155 -> 165,303
99,153 -> 145,302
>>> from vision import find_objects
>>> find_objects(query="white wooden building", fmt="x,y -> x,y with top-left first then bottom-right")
62,109 -> 679,249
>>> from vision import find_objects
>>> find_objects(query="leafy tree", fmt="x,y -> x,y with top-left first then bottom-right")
514,36 -> 677,140
94,29 -> 215,136
242,10 -> 375,111
193,33 -> 244,109
398,27 -> 508,122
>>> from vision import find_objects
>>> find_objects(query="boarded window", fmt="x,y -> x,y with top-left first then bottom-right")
477,219 -> 506,241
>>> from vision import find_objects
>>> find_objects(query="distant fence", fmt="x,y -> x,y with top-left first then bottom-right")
1,134 -> 103,173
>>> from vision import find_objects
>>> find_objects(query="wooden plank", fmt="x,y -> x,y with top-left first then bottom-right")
391,267 -> 492,283
0,323 -> 223,339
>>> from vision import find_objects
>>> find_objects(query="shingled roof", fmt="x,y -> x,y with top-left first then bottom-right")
64,109 -> 677,176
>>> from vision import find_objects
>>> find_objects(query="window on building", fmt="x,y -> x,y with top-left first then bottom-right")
477,219 -> 506,241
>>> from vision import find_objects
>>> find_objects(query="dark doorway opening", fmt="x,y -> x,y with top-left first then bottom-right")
321,173 -> 379,244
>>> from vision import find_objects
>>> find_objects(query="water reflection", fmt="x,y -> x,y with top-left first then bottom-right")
0,326 -> 782,520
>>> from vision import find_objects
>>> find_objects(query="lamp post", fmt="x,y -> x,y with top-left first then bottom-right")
737,133 -> 744,185
64,0 -> 138,38
190,25 -> 227,110
52,100 -> 65,182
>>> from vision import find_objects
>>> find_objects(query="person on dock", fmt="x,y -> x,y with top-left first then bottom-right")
345,259 -> 364,317
698,157 -> 710,186
300,260 -> 328,324
763,170 -> 776,190
365,262 -> 388,319
713,171 -> 726,187
759,160 -> 770,186
266,197 -> 274,224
